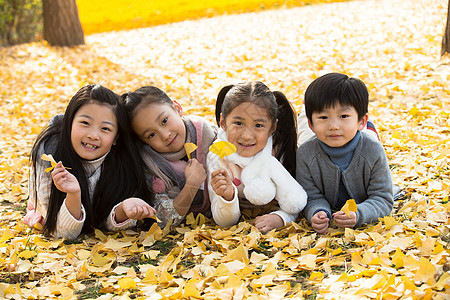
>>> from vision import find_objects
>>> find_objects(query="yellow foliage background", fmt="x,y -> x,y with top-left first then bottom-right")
76,0 -> 347,34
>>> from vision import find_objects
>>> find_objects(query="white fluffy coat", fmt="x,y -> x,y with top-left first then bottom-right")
216,129 -> 307,214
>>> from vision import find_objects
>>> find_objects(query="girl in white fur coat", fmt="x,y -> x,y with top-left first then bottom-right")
207,82 -> 307,233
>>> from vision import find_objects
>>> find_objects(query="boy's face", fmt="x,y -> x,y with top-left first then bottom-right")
308,103 -> 368,148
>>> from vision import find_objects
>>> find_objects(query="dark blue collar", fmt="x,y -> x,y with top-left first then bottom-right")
319,131 -> 361,171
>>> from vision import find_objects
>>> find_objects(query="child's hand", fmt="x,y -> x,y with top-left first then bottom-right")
51,162 -> 80,195
121,198 -> 156,220
333,211 -> 357,228
184,159 -> 207,188
254,214 -> 284,234
211,169 -> 234,201
311,211 -> 330,234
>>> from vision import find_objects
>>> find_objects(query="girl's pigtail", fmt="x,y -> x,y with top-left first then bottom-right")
215,84 -> 234,126
273,91 -> 297,177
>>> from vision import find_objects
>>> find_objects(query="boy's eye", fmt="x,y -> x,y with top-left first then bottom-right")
255,123 -> 264,128
341,114 -> 350,119
148,132 -> 155,139
318,116 -> 328,120
162,117 -> 168,125
234,121 -> 242,126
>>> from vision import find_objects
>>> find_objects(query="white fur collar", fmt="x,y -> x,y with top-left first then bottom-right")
214,128 -> 307,214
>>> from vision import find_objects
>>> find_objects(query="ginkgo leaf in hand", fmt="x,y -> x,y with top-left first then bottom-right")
151,214 -> 162,223
42,153 -> 71,172
184,143 -> 197,159
209,141 -> 236,159
41,154 -> 57,173
341,199 -> 357,218
209,141 -> 236,167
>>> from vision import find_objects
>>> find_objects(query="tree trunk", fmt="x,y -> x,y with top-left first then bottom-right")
442,0 -> 450,56
43,0 -> 85,46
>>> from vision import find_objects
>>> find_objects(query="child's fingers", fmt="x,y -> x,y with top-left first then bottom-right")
51,164 -> 65,174
311,214 -> 329,234
144,206 -> 155,218
135,206 -> 145,219
312,213 -> 329,224
127,206 -> 138,218
211,169 -> 225,178
215,177 -> 230,187
135,206 -> 147,219
316,211 -> 328,219
333,211 -> 352,220
52,165 -> 70,180
138,206 -> 154,219
216,184 -> 229,195
312,222 -> 329,234
211,174 -> 228,187
333,211 -> 346,217
335,212 -> 356,226
51,168 -> 68,183
221,170 -> 231,181
129,204 -> 155,219
334,220 -> 354,228
186,160 -> 205,173
188,158 -> 199,165
313,222 -> 328,230
255,223 -> 267,233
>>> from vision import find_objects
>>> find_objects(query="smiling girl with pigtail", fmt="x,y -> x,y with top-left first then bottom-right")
208,81 -> 307,233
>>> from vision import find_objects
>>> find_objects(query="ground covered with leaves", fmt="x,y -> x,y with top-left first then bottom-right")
0,0 -> 449,299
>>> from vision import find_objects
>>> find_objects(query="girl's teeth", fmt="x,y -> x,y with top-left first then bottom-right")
84,143 -> 97,149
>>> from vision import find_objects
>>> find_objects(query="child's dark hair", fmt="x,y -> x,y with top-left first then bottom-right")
31,84 -> 153,235
121,86 -> 186,189
304,73 -> 369,122
121,86 -> 173,119
215,81 -> 297,176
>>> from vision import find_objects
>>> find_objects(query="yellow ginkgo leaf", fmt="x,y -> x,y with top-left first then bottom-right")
41,153 -> 71,172
151,214 -> 162,223
18,249 -> 37,259
309,271 -> 324,281
118,277 -> 136,290
209,141 -> 236,159
209,141 -> 236,167
184,143 -> 197,159
341,199 -> 357,218
33,222 -> 43,231
42,153 -> 57,173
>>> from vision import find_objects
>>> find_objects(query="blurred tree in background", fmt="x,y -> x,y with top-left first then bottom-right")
442,0 -> 450,55
0,0 -> 42,46
42,0 -> 84,46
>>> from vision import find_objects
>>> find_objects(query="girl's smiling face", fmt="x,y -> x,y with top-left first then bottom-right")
220,102 -> 276,157
71,102 -> 118,160
131,102 -> 186,153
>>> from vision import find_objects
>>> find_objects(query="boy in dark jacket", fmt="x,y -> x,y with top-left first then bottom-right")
296,73 -> 393,234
